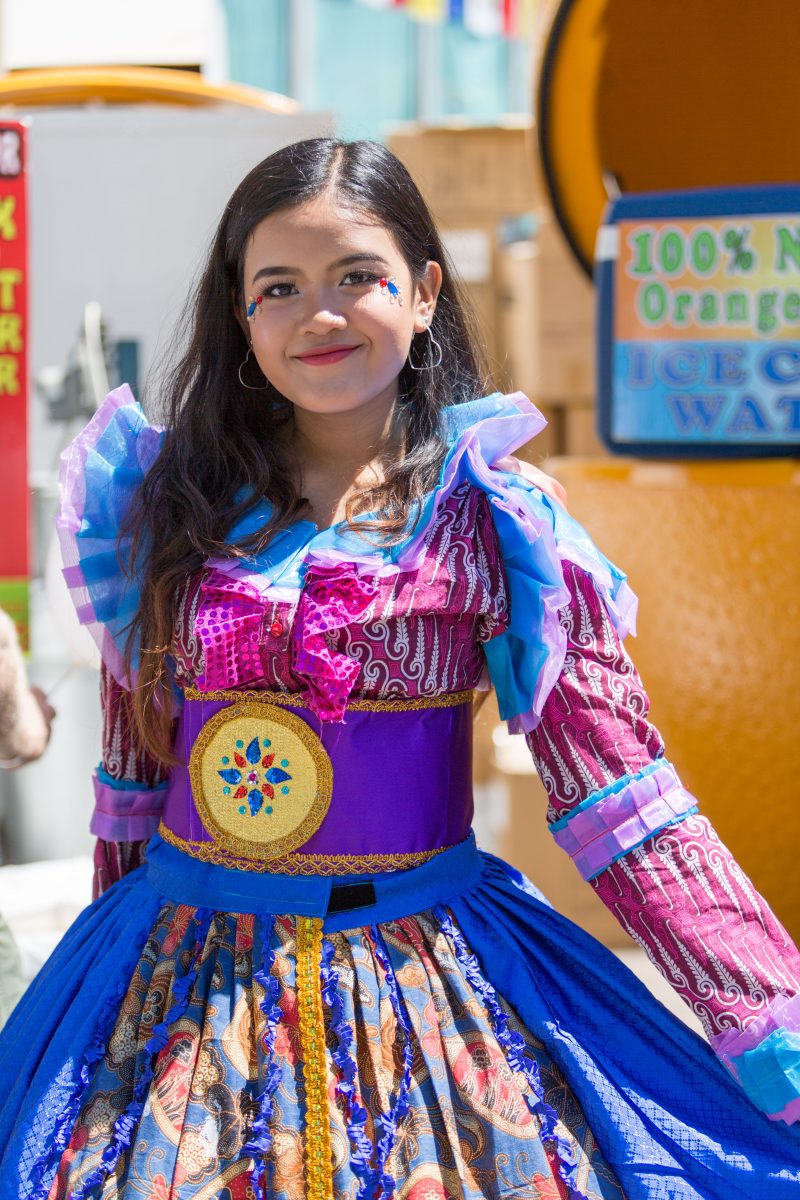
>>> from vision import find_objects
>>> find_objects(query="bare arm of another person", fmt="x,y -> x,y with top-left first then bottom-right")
0,610 -> 54,764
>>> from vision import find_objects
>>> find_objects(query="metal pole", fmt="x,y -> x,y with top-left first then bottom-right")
507,33 -> 533,114
289,0 -> 316,107
415,19 -> 443,122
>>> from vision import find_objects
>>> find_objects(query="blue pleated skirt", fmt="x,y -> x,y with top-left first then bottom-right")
0,835 -> 798,1200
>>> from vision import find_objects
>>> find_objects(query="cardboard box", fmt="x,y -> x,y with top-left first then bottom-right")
386,123 -> 599,405
438,223 -> 499,363
563,404 -> 606,456
387,120 -> 542,220
497,218 -> 596,404
387,122 -> 545,369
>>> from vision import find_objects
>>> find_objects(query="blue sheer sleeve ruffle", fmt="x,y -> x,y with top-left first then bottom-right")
57,385 -> 164,687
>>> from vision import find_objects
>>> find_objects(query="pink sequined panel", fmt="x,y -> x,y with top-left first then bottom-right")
175,482 -> 508,699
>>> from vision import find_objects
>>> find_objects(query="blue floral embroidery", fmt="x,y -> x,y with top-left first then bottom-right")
216,736 -> 292,816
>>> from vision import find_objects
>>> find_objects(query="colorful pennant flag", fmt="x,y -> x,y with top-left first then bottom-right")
351,0 -> 531,38
407,0 -> 446,21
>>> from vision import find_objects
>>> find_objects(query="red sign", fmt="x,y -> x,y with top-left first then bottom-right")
0,122 -> 29,644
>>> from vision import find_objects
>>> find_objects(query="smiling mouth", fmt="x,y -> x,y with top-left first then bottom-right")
295,345 -> 360,366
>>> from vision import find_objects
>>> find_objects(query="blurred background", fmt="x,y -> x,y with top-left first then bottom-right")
0,0 -> 797,1018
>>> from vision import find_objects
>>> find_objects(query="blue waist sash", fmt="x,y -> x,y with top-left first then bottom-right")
144,830 -> 482,933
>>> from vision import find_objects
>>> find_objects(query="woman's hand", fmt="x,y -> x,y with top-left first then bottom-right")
496,456 -> 569,511
0,687 -> 56,768
29,686 -> 56,747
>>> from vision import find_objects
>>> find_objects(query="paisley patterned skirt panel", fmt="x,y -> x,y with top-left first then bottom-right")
42,902 -> 621,1199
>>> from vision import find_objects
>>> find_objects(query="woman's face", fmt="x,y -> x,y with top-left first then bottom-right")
240,191 -> 441,418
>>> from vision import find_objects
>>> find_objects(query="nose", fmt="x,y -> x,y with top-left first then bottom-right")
300,288 -> 347,335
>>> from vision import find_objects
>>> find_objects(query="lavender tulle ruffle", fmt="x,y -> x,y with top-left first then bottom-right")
712,993 -> 800,1124
550,760 -> 698,881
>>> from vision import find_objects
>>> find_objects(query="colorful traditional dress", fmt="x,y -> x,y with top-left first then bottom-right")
1,387 -> 799,1200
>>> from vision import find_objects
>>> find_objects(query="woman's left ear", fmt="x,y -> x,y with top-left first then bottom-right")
413,260 -> 443,333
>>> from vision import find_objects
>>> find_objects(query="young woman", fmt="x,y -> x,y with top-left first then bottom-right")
0,138 -> 798,1199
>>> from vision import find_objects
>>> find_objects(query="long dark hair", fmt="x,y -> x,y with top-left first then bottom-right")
126,138 -> 490,760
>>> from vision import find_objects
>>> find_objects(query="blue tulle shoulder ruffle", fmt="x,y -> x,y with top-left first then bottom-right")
416,392 -> 637,732
57,384 -> 164,687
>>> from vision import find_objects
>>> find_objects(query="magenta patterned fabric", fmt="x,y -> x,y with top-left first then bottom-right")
525,560 -> 664,815
95,486 -> 800,1082
593,816 -> 800,1040
91,837 -> 146,902
99,659 -> 170,792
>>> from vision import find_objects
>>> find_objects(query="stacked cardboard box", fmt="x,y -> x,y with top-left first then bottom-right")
386,119 -> 605,460
497,219 -> 604,460
387,120 -> 538,372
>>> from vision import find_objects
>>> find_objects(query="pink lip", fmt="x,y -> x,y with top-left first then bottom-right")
295,345 -> 360,366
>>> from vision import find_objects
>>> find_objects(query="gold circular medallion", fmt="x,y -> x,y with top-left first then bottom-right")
189,702 -> 333,861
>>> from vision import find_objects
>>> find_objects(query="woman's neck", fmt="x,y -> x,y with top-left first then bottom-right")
292,393 -> 398,470
289,393 -> 403,528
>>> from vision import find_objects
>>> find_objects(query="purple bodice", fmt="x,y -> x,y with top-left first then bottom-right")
161,691 -> 474,868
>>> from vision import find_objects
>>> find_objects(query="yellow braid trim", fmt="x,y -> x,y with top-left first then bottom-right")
296,916 -> 333,1199
184,685 -> 473,711
157,822 -> 454,876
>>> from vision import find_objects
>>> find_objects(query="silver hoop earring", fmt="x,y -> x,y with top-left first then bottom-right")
238,346 -> 269,390
408,326 -> 443,371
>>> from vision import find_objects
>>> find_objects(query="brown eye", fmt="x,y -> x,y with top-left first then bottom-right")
341,271 -> 379,286
264,282 -> 297,298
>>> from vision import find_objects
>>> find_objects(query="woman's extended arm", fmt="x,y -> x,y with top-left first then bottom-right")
92,661 -> 171,898
525,559 -> 800,1124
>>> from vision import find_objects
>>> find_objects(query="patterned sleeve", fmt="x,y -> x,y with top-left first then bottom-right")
91,661 -> 171,898
473,489 -> 510,644
525,560 -> 800,1125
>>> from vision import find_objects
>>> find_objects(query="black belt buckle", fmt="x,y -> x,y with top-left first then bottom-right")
327,881 -> 377,915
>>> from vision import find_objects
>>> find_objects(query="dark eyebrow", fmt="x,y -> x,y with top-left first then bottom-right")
330,253 -> 390,270
251,252 -> 389,286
